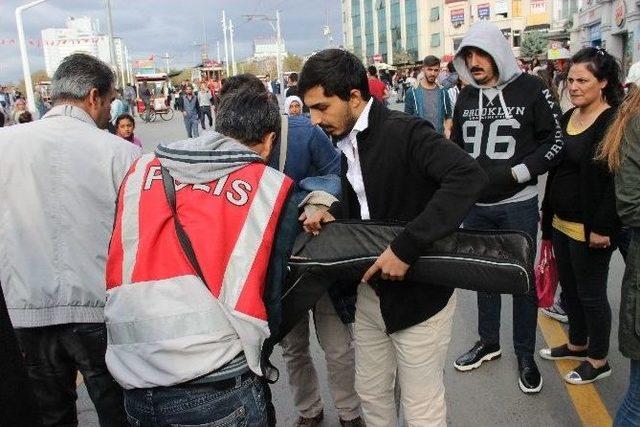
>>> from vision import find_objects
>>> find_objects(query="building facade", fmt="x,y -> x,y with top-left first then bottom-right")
571,0 -> 640,71
342,0 -> 588,64
42,17 -> 126,78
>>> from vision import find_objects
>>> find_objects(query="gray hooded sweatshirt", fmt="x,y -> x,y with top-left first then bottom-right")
451,22 -> 564,204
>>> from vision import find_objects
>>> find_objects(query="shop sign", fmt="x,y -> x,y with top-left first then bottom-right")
614,0 -> 626,28
478,3 -> 491,19
451,8 -> 465,26
530,0 -> 546,14
495,0 -> 508,14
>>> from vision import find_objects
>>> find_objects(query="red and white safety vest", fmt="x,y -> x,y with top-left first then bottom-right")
104,154 -> 292,389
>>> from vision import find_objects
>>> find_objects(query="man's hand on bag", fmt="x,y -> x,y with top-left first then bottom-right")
299,209 -> 335,235
589,232 -> 611,249
361,246 -> 410,283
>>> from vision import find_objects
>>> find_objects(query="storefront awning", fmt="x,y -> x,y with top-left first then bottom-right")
524,24 -> 551,31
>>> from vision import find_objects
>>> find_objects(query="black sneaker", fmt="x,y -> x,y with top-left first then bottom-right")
565,361 -> 612,385
294,410 -> 324,427
517,354 -> 543,393
454,341 -> 501,372
340,416 -> 366,427
539,344 -> 588,361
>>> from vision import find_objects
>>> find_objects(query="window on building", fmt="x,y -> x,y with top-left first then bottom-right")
352,0 -> 362,55
365,0 -> 374,59
378,0 -> 387,57
405,0 -> 418,61
391,0 -> 402,56
430,6 -> 440,21
453,37 -> 464,51
431,32 -> 441,47
513,30 -> 521,47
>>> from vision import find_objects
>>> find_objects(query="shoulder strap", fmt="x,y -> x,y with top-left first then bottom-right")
161,166 -> 208,288
279,114 -> 288,172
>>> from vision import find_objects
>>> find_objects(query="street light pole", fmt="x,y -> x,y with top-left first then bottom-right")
15,0 -> 49,114
229,20 -> 237,76
276,10 -> 282,97
221,10 -> 230,76
105,0 -> 118,85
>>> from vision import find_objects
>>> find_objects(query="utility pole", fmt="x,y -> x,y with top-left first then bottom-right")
161,52 -> 173,75
124,45 -> 131,84
242,11 -> 284,101
15,0 -> 49,114
276,10 -> 282,96
202,16 -> 208,60
229,20 -> 237,76
105,0 -> 118,85
221,10 -> 230,76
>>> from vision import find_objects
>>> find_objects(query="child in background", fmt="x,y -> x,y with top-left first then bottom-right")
115,114 -> 142,149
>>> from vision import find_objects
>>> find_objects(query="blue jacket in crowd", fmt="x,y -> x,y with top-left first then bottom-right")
404,85 -> 452,135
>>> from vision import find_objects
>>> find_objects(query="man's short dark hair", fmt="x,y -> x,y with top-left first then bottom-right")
219,74 -> 267,99
215,88 -> 280,146
422,55 -> 441,68
298,48 -> 370,101
288,72 -> 298,82
50,53 -> 114,103
367,65 -> 378,76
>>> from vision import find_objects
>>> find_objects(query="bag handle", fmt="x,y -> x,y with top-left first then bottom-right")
161,166 -> 209,288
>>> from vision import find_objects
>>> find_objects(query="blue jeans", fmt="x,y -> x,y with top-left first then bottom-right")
615,359 -> 640,427
183,115 -> 200,138
464,196 -> 539,356
124,373 -> 269,427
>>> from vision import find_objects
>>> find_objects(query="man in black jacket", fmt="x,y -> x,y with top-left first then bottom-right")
450,22 -> 564,394
298,49 -> 487,426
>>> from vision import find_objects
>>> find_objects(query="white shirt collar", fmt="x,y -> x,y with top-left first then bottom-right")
351,97 -> 373,136
337,97 -> 374,152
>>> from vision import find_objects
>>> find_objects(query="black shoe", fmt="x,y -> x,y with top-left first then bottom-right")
454,341 -> 501,372
539,344 -> 587,361
565,361 -> 612,385
340,416 -> 366,427
518,354 -> 543,393
293,410 -> 324,427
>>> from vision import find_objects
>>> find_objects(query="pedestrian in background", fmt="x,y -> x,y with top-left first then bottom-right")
123,83 -> 136,115
115,113 -> 143,149
598,70 -> 640,426
367,66 -> 389,103
180,83 -> 200,138
405,55 -> 452,137
140,81 -> 152,121
0,53 -> 139,426
198,81 -> 214,129
18,111 -> 33,123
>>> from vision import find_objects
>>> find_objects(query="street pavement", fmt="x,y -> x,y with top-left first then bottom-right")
76,101 -> 628,426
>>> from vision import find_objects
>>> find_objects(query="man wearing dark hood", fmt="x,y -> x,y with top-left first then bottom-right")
450,22 -> 564,394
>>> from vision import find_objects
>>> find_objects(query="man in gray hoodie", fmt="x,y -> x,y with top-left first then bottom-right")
450,22 -> 564,394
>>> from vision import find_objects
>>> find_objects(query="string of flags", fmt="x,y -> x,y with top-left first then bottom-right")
0,37 -> 103,48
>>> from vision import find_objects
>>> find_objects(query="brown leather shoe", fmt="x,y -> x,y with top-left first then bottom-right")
293,410 -> 324,426
340,416 -> 366,427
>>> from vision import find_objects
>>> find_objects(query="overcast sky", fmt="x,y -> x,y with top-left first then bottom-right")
0,0 -> 343,83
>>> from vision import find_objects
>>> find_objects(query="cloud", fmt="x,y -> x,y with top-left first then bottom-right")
0,0 -> 342,83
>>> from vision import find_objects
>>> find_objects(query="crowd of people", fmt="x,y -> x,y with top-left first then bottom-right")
2,19 -> 640,427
